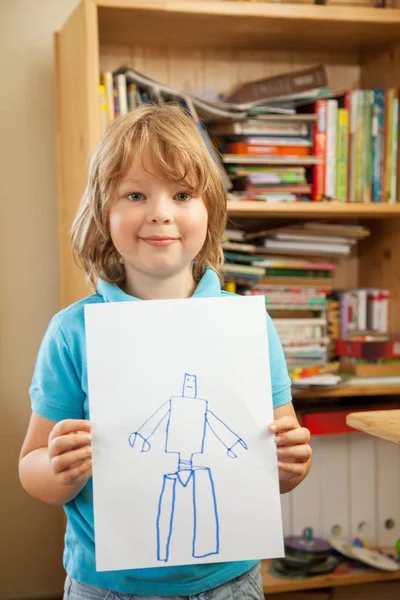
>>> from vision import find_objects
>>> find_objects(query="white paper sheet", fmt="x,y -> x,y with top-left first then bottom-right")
85,295 -> 284,571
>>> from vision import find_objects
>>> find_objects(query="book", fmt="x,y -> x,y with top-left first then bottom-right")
223,155 -> 321,165
336,338 -> 400,360
262,239 -> 352,257
336,108 -> 349,202
225,65 -> 328,107
225,142 -> 310,157
325,99 -> 338,199
372,89 -> 385,203
312,99 -> 328,201
209,118 -> 315,137
100,70 -> 114,122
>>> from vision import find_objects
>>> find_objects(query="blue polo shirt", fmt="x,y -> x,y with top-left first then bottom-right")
30,267 -> 291,596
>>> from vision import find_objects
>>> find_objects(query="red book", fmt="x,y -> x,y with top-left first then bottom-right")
312,100 -> 328,201
336,338 -> 400,360
225,142 -> 310,157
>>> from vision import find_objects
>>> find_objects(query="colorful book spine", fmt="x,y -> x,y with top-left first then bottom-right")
389,87 -> 399,203
348,90 -> 358,202
99,84 -> 108,134
312,100 -> 327,201
325,99 -> 338,199
355,91 -> 365,202
384,89 -> 394,202
100,70 -> 114,123
225,142 -> 310,156
372,89 -> 385,203
336,108 -> 349,202
363,90 -> 373,203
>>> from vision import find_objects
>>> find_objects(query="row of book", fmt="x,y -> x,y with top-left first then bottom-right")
211,88 -> 399,204
98,65 -> 399,204
313,89 -> 399,203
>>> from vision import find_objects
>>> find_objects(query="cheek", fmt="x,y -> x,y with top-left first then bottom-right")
109,206 -> 138,241
185,204 -> 208,246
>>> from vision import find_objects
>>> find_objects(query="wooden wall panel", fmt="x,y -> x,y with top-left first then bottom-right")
100,45 -> 360,95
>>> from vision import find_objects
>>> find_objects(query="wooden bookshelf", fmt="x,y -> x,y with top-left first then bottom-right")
293,384 -> 400,399
346,409 -> 400,444
227,201 -> 400,219
55,0 -> 400,322
261,557 -> 400,593
96,1 -> 400,52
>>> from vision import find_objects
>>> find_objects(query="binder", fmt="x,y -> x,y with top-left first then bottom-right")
348,433 -> 377,544
376,438 -> 400,547
320,434 -> 350,540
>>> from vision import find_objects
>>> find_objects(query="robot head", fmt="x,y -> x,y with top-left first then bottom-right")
182,373 -> 197,398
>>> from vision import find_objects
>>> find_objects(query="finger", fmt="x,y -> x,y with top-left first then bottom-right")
278,461 -> 307,477
49,432 -> 92,459
51,445 -> 92,474
269,416 -> 298,434
277,444 -> 312,462
276,427 -> 310,447
49,420 -> 92,442
58,459 -> 92,485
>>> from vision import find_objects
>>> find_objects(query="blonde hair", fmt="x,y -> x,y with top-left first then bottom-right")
71,104 -> 227,289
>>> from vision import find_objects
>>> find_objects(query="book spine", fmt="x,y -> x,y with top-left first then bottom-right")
99,84 -> 108,134
225,143 -> 310,156
116,74 -> 128,116
363,90 -> 373,203
336,108 -> 349,202
325,99 -> 338,199
372,89 -> 385,202
100,71 -> 114,123
385,89 -> 395,202
312,100 -> 327,201
348,90 -> 358,202
355,91 -> 365,202
390,87 -> 399,203
382,89 -> 392,203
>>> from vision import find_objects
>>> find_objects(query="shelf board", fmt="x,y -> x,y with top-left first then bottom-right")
261,557 -> 400,593
227,201 -> 400,219
346,409 -> 400,444
293,384 -> 400,399
96,1 -> 400,52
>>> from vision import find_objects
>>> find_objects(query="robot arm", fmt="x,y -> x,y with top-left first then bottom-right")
128,400 -> 171,452
206,410 -> 247,458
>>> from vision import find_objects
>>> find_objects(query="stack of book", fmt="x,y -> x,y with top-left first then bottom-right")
211,117 -> 317,203
312,88 -> 399,203
222,221 -> 371,371
337,334 -> 400,387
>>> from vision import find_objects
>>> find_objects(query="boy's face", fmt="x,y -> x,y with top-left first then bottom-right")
110,155 -> 208,292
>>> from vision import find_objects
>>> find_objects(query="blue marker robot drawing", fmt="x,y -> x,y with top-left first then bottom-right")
128,373 -> 247,562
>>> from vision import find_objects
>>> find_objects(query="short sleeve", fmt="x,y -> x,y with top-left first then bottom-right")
29,315 -> 85,421
266,312 -> 292,408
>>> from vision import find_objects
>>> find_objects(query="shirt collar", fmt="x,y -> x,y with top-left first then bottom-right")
97,267 -> 222,303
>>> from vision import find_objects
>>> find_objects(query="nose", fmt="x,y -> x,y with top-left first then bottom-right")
146,196 -> 173,224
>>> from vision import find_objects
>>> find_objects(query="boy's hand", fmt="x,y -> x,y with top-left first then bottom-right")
270,416 -> 311,486
48,419 -> 92,485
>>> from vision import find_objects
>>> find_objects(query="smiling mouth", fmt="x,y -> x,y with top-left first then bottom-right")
139,237 -> 179,247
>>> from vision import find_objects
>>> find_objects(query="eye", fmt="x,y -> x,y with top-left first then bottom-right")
175,192 -> 192,202
126,192 -> 144,202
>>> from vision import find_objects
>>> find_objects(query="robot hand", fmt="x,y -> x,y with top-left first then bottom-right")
128,432 -> 151,452
227,438 -> 248,458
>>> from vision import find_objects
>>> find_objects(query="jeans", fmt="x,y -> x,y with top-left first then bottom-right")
63,563 -> 264,600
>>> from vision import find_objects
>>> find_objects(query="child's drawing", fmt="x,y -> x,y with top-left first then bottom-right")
128,373 -> 247,562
